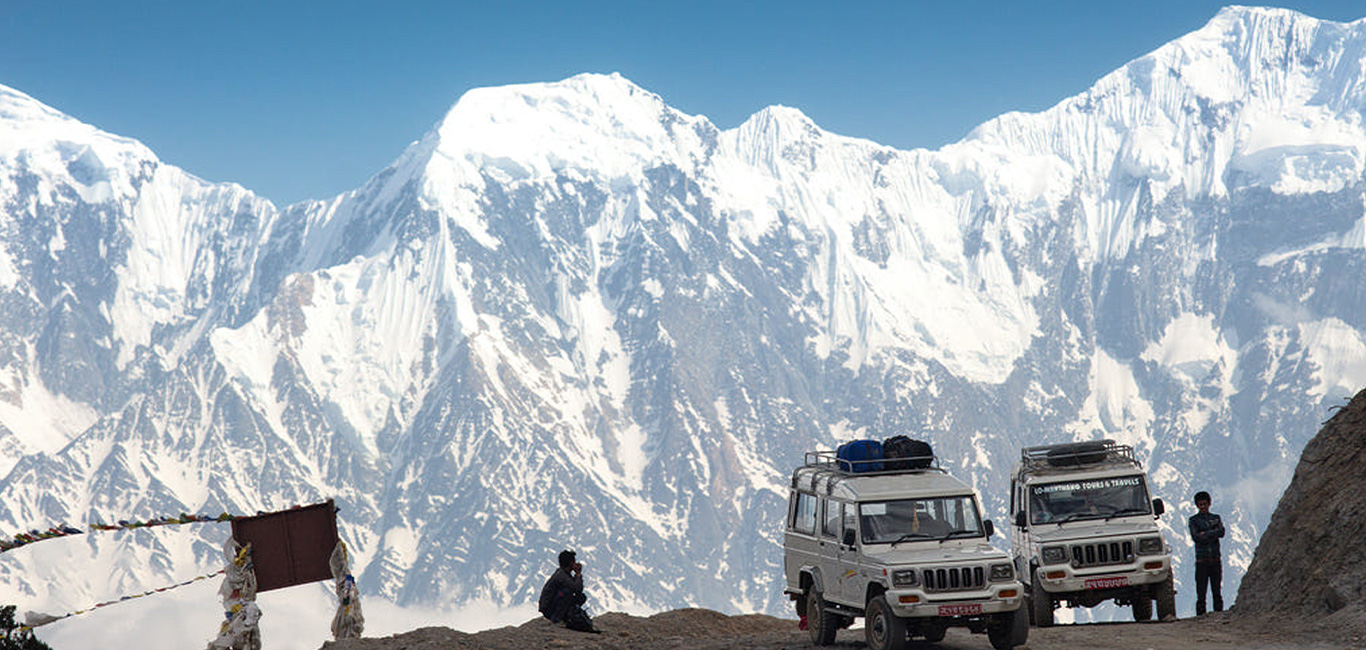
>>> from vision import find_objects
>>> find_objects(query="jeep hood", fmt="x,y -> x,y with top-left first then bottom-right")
1028,519 -> 1161,544
864,542 -> 1010,566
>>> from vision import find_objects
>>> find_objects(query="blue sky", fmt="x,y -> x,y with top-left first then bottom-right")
3,1 -> 1363,205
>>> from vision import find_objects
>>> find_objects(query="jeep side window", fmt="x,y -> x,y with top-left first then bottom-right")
792,492 -> 818,534
1013,482 -> 1026,523
822,500 -> 842,539
1010,480 -> 1019,518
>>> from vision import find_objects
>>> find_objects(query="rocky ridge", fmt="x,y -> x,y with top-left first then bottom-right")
1235,387 -> 1366,640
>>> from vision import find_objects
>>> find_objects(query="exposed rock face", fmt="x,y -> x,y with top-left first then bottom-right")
1236,387 -> 1366,636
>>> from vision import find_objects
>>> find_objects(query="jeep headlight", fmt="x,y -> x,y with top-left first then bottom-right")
1138,536 -> 1164,556
892,569 -> 919,588
989,563 -> 1014,582
1040,545 -> 1068,565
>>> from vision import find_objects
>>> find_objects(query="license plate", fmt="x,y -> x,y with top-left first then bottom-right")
1083,576 -> 1130,590
937,603 -> 982,616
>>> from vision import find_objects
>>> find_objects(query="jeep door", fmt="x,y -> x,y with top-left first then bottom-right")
1009,479 -> 1031,575
839,500 -> 865,605
820,499 -> 859,605
786,490 -> 821,591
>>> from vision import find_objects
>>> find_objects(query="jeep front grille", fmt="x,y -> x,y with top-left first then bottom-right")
1070,541 -> 1134,568
921,566 -> 986,592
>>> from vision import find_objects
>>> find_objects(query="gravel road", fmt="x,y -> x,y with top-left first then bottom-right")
321,608 -> 1364,650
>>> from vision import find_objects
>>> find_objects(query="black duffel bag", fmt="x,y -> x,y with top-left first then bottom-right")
883,436 -> 933,470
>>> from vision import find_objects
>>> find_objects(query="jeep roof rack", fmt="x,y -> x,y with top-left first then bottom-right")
1018,439 -> 1137,473
800,450 -> 947,476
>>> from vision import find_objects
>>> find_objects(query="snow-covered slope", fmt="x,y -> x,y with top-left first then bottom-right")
1,7 -> 1365,645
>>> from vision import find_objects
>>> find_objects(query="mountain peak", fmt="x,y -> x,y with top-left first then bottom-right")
741,104 -> 820,137
724,104 -> 835,176
422,73 -> 708,183
0,86 -> 168,219
0,83 -> 156,186
0,84 -> 71,129
1205,4 -> 1350,30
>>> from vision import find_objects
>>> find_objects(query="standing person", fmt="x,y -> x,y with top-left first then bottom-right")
1187,491 -> 1225,615
538,549 -> 598,632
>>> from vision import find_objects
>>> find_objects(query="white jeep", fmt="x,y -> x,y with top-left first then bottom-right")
1009,441 -> 1176,626
783,450 -> 1028,650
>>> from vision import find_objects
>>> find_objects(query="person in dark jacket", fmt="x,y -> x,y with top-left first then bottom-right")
539,550 -> 592,629
1187,491 -> 1225,615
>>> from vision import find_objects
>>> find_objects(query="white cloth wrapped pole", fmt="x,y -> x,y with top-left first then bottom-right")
24,611 -> 59,627
329,540 -> 364,639
206,538 -> 261,650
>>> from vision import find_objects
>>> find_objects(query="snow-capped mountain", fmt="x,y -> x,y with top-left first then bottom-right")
1,5 -> 1365,638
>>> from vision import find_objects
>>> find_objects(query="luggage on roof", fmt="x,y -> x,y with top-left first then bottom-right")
835,439 -> 883,473
1045,440 -> 1113,466
883,435 -> 934,470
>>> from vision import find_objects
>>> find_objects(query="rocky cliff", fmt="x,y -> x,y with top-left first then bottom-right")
1236,387 -> 1366,640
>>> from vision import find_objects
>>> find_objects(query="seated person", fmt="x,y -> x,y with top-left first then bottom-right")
538,550 -> 598,633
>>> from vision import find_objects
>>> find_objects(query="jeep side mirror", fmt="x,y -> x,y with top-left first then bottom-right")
1014,511 -> 1026,528
843,529 -> 856,547
1152,498 -> 1165,517
984,519 -> 994,537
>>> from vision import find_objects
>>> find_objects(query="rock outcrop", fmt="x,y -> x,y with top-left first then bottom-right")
1236,387 -> 1366,639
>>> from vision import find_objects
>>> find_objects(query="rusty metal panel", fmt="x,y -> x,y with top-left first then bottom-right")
230,500 -> 339,592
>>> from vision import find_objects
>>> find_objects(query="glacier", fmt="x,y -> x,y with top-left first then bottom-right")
0,6 -> 1364,649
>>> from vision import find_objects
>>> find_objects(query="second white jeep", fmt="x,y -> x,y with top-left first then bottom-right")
1009,440 -> 1176,626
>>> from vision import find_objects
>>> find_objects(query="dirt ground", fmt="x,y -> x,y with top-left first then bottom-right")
321,608 -> 1366,650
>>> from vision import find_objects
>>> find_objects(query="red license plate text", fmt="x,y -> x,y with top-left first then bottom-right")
937,603 -> 982,616
1083,576 -> 1130,590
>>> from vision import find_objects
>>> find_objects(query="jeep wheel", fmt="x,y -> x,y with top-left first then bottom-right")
806,588 -> 839,645
864,595 -> 909,650
1029,572 -> 1054,627
988,607 -> 1029,650
1155,574 -> 1177,621
1131,592 -> 1153,621
919,622 -> 946,642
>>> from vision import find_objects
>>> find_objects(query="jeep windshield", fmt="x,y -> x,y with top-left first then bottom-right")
1030,475 -> 1151,525
859,496 -> 984,545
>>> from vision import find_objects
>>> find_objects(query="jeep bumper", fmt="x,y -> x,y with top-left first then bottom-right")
884,583 -> 1024,618
1036,557 -> 1170,594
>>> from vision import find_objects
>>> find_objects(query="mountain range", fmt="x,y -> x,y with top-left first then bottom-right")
0,6 -> 1364,646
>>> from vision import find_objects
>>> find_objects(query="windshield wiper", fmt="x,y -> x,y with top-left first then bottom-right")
889,532 -> 934,547
1105,508 -> 1149,521
937,529 -> 978,544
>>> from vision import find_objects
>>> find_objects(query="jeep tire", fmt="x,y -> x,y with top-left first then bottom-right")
919,622 -> 947,642
864,595 -> 909,650
1029,571 -> 1054,627
806,588 -> 839,645
1131,592 -> 1153,621
1155,574 -> 1177,621
988,607 -> 1029,650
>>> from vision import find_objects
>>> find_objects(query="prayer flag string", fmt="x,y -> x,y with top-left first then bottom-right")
1,512 -> 241,554
19,569 -> 227,631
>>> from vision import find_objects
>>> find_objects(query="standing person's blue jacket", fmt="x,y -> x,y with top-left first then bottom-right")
1188,511 -> 1225,562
